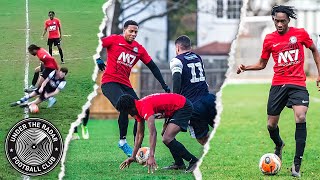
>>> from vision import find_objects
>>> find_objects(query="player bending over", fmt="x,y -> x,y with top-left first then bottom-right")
117,93 -> 198,173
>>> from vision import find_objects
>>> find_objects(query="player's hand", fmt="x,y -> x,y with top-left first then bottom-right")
96,58 -> 106,71
317,76 -> 320,91
145,156 -> 157,174
236,64 -> 246,74
38,88 -> 44,93
119,157 -> 135,170
162,85 -> 171,93
44,93 -> 49,99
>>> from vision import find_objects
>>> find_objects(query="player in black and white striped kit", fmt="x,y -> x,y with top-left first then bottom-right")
10,67 -> 68,108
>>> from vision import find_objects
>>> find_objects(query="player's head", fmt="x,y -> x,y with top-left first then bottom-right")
28,44 -> 41,56
123,20 -> 139,43
271,5 -> 297,34
116,94 -> 138,116
175,35 -> 191,55
48,11 -> 55,20
58,67 -> 68,78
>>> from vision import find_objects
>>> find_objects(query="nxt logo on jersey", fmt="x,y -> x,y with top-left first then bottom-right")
117,52 -> 136,67
278,49 -> 300,66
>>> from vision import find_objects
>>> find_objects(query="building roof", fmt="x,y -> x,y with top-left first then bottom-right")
192,42 -> 231,55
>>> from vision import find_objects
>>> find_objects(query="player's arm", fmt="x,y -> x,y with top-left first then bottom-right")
58,20 -> 62,40
42,22 -> 48,39
45,89 -> 60,99
308,43 -> 320,89
237,58 -> 268,74
146,115 -> 157,173
39,77 -> 50,93
146,61 -> 170,93
169,58 -> 183,93
120,119 -> 145,170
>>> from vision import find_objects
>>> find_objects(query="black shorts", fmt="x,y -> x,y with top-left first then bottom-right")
47,38 -> 61,46
41,68 -> 55,79
168,99 -> 193,132
35,85 -> 56,101
267,84 -> 309,116
101,82 -> 139,107
189,93 -> 217,138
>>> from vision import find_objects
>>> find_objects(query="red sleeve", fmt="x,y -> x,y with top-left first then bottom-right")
57,19 -> 61,28
140,46 -> 152,64
44,20 -> 48,29
301,29 -> 313,48
260,36 -> 272,60
101,35 -> 114,48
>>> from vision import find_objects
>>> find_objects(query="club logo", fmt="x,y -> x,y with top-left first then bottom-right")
289,36 -> 297,44
5,118 -> 63,176
133,47 -> 138,53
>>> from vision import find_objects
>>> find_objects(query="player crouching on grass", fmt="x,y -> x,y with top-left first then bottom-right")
117,93 -> 198,173
10,67 -> 68,109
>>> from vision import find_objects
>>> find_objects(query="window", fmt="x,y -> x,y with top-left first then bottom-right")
216,0 -> 242,19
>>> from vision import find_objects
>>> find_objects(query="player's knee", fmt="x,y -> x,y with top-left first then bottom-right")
267,124 -> 277,130
295,113 -> 306,123
162,135 -> 173,145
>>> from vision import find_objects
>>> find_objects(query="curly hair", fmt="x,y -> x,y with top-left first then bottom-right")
271,5 -> 297,19
115,94 -> 136,113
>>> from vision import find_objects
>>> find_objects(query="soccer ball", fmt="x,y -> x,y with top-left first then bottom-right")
259,153 -> 281,175
135,147 -> 150,164
29,104 -> 39,114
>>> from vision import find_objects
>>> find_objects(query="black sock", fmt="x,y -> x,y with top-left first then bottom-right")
74,127 -> 78,133
166,139 -> 184,165
32,72 -> 39,86
82,109 -> 90,126
118,112 -> 129,140
268,126 -> 283,147
294,122 -> 307,165
49,46 -> 53,56
166,139 -> 198,163
58,48 -> 64,62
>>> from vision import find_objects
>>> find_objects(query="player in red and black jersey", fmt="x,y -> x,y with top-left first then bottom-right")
237,5 -> 320,177
95,20 -> 170,157
116,93 -> 198,173
42,11 -> 64,64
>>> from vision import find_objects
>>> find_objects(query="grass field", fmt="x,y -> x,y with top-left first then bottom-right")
200,82 -> 320,179
64,119 -> 203,179
0,0 -> 104,179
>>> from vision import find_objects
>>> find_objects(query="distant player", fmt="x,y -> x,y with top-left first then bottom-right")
117,93 -> 198,173
164,35 -> 216,170
11,67 -> 68,108
72,108 -> 90,140
237,5 -> 320,177
42,11 -> 64,64
96,20 -> 170,157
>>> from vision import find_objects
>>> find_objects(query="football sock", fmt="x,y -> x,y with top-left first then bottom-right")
82,109 -> 90,126
119,139 -> 127,146
267,125 -> 283,147
118,112 -> 129,140
20,95 -> 30,102
167,139 -> 184,165
49,46 -> 53,56
294,122 -> 306,165
58,48 -> 64,62
32,72 -> 39,86
166,139 -> 198,163
74,127 -> 78,133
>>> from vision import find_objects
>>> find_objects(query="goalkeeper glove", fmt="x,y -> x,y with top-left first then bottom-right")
96,58 -> 106,71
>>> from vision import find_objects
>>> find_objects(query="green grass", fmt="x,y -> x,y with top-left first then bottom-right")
200,82 -> 320,179
0,0 -> 104,179
64,119 -> 202,180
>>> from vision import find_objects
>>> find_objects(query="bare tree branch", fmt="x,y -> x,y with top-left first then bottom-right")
121,1 -> 154,22
138,0 -> 187,25
122,0 -> 143,11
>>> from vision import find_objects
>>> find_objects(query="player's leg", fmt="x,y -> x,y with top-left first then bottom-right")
47,39 -> 53,56
288,85 -> 309,177
81,108 -> 90,139
55,39 -> 64,63
72,127 -> 80,140
101,82 -> 132,156
10,91 -> 38,107
267,85 -> 288,160
31,66 -> 41,88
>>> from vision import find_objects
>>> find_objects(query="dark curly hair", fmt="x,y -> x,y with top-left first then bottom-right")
271,5 -> 297,19
115,94 -> 136,113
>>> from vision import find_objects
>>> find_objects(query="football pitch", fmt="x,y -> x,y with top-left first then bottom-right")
64,119 -> 203,179
0,0 -> 103,179
200,82 -> 320,179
